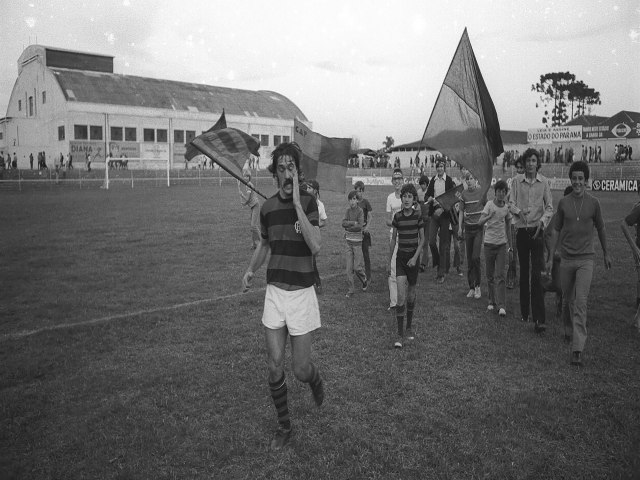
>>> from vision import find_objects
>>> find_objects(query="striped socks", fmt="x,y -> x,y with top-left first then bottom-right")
269,373 -> 290,430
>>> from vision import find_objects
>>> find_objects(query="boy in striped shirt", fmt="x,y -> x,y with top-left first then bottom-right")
389,183 -> 425,348
342,190 -> 368,297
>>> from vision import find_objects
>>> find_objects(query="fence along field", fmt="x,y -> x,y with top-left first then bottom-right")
1,182 -> 639,478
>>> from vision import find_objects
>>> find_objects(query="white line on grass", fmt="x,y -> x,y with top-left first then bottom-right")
2,273 -> 344,341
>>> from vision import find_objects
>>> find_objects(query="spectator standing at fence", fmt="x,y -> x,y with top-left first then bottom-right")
67,152 -> 73,170
509,148 -> 554,333
547,161 -> 612,367
237,170 -> 261,250
355,180 -> 373,285
426,159 -> 456,283
29,153 -> 33,170
478,180 -> 512,317
386,168 -> 404,310
241,142 -> 324,451
306,179 -> 328,294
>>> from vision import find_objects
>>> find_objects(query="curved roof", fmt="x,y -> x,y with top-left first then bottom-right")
49,68 -> 308,121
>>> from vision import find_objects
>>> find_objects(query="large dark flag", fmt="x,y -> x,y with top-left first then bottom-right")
184,109 -> 228,162
294,118 -> 351,193
190,127 -> 267,198
421,28 -> 503,202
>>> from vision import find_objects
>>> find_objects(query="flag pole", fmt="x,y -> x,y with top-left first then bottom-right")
191,143 -> 268,199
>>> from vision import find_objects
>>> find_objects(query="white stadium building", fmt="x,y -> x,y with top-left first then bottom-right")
0,45 -> 311,169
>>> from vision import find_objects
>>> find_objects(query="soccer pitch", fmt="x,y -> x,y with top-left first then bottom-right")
1,183 -> 639,479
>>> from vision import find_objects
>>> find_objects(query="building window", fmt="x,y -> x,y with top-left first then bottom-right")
274,135 -> 281,146
143,128 -> 155,142
110,127 -> 123,141
42,91 -> 47,104
28,96 -> 34,116
58,126 -> 65,141
251,134 -> 259,141
74,125 -> 88,140
156,129 -> 167,143
283,135 -> 290,143
186,130 -> 196,143
125,127 -> 137,142
18,99 -> 22,111
174,130 -> 184,144
260,134 -> 269,146
0,132 -> 3,140
90,125 -> 103,140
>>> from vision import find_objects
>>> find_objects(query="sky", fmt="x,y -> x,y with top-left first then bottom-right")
1,0 -> 639,149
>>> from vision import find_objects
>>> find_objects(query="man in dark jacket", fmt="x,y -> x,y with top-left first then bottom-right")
426,159 -> 456,283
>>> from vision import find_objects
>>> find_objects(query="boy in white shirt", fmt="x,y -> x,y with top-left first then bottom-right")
478,180 -> 513,317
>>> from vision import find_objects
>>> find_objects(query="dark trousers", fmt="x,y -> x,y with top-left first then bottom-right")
516,227 -> 546,323
362,231 -> 372,281
429,214 -> 451,277
464,225 -> 483,289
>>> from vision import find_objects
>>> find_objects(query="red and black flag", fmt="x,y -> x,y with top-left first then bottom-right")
421,28 -> 504,202
293,118 -> 351,193
189,127 -> 266,198
184,109 -> 228,162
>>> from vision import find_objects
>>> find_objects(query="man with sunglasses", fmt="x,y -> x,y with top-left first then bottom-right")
242,142 -> 324,450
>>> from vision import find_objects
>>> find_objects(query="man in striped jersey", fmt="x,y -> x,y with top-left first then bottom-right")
389,183 -> 425,348
242,142 -> 324,450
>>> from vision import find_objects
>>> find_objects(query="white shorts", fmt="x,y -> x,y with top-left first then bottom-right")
262,284 -> 321,336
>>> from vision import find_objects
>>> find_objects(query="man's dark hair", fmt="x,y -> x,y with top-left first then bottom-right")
568,160 -> 590,181
268,142 -> 301,177
354,180 -> 365,191
348,190 -> 358,200
522,148 -> 542,171
419,175 -> 429,186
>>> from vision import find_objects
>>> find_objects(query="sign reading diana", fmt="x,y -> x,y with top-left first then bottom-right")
591,179 -> 639,192
527,126 -> 583,143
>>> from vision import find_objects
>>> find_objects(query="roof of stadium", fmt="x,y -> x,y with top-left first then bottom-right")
49,68 -> 308,121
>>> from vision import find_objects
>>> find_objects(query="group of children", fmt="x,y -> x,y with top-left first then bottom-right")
238,168 -> 518,349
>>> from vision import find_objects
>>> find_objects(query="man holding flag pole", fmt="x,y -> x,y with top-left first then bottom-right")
242,142 -> 325,451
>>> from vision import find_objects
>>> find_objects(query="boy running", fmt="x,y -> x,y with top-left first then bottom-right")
389,183 -> 424,348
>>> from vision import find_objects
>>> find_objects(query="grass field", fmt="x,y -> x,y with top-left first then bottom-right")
1,182 -> 639,479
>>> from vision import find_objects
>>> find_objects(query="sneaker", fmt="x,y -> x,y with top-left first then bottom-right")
456,268 -> 463,277
466,289 -> 475,298
521,316 -> 529,322
405,329 -> 415,341
270,425 -> 292,451
437,276 -> 445,284
487,304 -> 495,312
387,304 -> 396,311
394,337 -> 403,349
498,308 -> 506,317
570,351 -> 583,367
362,279 -> 368,292
474,286 -> 481,299
310,378 -> 324,407
345,291 -> 354,298
419,264 -> 426,272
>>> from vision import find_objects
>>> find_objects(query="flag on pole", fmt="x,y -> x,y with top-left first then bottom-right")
190,127 -> 267,198
421,28 -> 503,201
184,110 -> 228,162
293,118 -> 351,193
